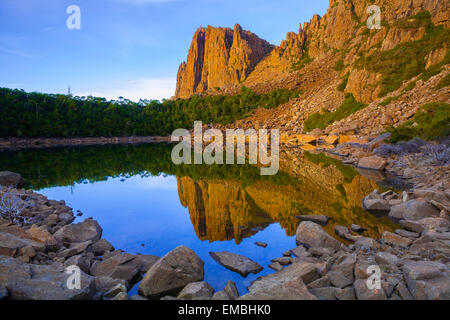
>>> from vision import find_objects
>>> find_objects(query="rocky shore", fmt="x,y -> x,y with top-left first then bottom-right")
0,136 -> 171,152
0,138 -> 449,300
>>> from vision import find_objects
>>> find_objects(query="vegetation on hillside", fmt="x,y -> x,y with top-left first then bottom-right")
387,102 -> 450,142
304,93 -> 367,132
355,11 -> 450,97
0,87 -> 301,138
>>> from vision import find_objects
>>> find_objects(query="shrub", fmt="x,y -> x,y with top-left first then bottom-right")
304,94 -> 367,131
354,11 -> 450,97
436,74 -> 450,90
387,102 -> 450,142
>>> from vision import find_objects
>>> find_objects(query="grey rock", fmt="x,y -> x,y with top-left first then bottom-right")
403,261 -> 450,299
399,220 -> 424,234
103,283 -> 127,299
94,277 -> 128,295
0,232 -> 45,257
224,280 -> 239,300
295,215 -> 330,226
210,251 -> 263,277
395,282 -> 414,300
89,239 -> 114,256
133,254 -> 160,275
177,281 -> 214,299
351,224 -> 367,233
375,252 -> 399,266
271,257 -> 292,266
382,232 -> 412,248
64,254 -> 91,274
395,229 -> 419,239
296,221 -> 341,252
111,292 -> 129,300
239,262 -> 318,300
335,287 -> 356,300
268,262 -> 283,272
289,246 -> 309,258
57,241 -> 92,259
328,271 -> 353,288
357,156 -> 387,171
211,291 -> 231,300
308,276 -> 330,289
335,225 -> 350,239
389,200 -> 440,221
354,279 -> 387,300
363,198 -> 390,212
139,246 -> 204,299
254,242 -> 267,248
91,252 -> 139,283
0,255 -> 94,300
54,219 -> 102,243
309,287 -> 337,300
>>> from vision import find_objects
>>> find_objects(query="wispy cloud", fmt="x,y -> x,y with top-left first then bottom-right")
76,77 -> 176,101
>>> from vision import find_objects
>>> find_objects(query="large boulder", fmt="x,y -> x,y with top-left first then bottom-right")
138,246 -> 204,299
296,215 -> 331,226
90,252 -> 140,283
363,198 -> 390,212
26,226 -> 60,252
209,251 -> 263,277
53,218 -> 102,243
403,261 -> 450,300
0,171 -> 26,188
381,231 -> 412,248
239,262 -> 318,300
389,200 -> 440,221
0,256 -> 94,300
296,221 -> 341,251
357,156 -> 387,171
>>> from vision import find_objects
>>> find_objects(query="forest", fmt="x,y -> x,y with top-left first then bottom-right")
0,87 -> 301,138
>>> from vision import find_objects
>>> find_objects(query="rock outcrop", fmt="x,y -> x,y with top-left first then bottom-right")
175,24 -> 273,98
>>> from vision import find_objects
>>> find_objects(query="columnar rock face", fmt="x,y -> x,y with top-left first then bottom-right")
175,24 -> 273,98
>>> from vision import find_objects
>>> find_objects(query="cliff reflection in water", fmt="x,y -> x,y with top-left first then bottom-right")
0,143 -> 397,244
177,148 -> 397,244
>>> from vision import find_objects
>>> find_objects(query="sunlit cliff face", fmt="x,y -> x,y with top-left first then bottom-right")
176,150 -> 398,244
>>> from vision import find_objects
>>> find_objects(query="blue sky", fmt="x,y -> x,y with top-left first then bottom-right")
0,0 -> 328,101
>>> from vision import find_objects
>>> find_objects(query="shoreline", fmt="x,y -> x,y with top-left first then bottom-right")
0,133 -> 449,300
0,136 -> 172,152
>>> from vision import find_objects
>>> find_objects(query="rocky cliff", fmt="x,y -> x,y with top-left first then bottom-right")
175,24 -> 273,99
173,0 -> 449,138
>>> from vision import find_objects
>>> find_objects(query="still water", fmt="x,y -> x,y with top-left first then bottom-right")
0,143 -> 398,295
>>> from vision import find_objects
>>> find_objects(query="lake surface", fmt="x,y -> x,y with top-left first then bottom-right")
0,143 -> 399,295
